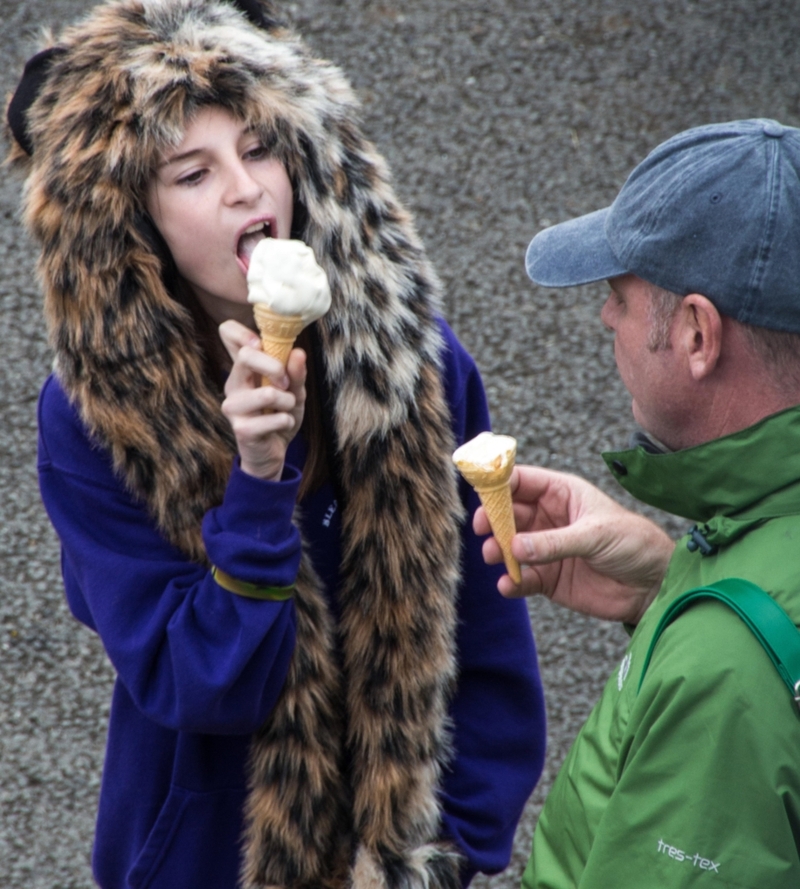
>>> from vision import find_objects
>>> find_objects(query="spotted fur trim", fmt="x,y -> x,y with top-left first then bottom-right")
11,2 -> 465,886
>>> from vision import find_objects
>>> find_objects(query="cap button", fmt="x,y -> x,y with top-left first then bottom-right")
763,121 -> 785,138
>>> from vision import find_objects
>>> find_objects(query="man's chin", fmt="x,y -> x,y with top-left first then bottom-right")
631,405 -> 659,444
632,412 -> 681,453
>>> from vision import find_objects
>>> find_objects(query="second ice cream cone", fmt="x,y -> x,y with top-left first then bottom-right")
252,303 -> 305,386
474,479 -> 521,584
453,432 -> 521,584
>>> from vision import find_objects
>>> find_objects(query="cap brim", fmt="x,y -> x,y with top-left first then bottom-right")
525,208 -> 628,287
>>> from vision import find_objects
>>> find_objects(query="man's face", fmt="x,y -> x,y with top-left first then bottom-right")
601,274 -> 689,449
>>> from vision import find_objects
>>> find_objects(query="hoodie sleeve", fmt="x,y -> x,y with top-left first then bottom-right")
436,319 -> 547,883
36,374 -> 298,735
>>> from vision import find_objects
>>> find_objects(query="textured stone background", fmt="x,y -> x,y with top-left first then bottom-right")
1,0 -> 798,886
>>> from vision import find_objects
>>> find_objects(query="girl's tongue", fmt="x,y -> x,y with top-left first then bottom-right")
238,227 -> 269,269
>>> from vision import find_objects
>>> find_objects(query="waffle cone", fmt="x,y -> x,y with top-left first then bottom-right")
474,479 -> 521,584
252,304 -> 305,385
455,460 -> 513,490
453,432 -> 520,584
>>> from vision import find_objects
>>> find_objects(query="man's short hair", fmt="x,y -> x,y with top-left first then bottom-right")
645,283 -> 681,352
645,285 -> 800,396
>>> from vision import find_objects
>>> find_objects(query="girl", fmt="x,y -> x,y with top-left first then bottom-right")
6,1 -> 545,887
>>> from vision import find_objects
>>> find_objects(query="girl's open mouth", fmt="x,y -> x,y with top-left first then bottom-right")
237,221 -> 272,271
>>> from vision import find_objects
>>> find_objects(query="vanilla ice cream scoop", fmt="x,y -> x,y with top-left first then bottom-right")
453,432 -> 521,583
453,431 -> 517,483
247,238 -> 331,323
246,238 -> 331,378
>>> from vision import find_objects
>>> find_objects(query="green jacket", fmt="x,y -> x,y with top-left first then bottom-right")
523,406 -> 800,889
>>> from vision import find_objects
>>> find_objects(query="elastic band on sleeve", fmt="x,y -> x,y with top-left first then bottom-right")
211,566 -> 294,601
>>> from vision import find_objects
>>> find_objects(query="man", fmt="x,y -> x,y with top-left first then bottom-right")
477,119 -> 800,888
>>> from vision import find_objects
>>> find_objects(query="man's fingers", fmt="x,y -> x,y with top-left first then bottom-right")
511,464 -> 584,503
497,565 -> 550,599
512,522 -> 597,566
473,505 -> 490,536
473,501 -> 534,538
510,465 -> 554,499
481,535 -> 504,566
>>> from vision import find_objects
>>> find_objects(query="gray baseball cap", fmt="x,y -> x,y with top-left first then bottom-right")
525,119 -> 800,332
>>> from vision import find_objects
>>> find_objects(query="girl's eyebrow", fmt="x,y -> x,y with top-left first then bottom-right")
158,147 -> 205,169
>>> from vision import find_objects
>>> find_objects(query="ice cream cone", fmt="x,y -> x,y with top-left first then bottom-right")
453,434 -> 521,584
252,303 -> 305,385
468,473 -> 521,585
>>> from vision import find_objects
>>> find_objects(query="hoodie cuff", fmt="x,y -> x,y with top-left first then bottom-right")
202,460 -> 303,588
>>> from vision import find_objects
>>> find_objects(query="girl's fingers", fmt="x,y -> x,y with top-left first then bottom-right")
227,411 -> 297,444
219,319 -> 260,361
219,320 -> 291,389
222,384 -> 297,419
284,348 -> 308,395
225,346 -> 289,395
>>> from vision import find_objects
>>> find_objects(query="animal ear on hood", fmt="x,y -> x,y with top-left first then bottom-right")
5,0 -> 281,158
6,46 -> 66,156
227,0 -> 285,30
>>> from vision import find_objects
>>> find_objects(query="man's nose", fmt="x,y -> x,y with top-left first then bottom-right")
600,293 -> 616,331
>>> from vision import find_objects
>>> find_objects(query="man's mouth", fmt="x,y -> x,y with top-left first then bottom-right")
237,221 -> 272,270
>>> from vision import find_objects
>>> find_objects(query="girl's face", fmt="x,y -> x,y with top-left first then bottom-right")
146,105 -> 294,327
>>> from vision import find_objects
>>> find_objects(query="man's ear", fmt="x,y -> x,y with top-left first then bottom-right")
679,294 -> 723,381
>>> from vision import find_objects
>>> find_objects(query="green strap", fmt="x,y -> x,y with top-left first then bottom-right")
211,566 -> 294,601
638,577 -> 800,710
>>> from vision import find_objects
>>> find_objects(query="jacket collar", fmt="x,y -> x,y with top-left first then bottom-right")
602,404 -> 800,529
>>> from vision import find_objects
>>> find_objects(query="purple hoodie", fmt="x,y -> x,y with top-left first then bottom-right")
38,318 -> 545,889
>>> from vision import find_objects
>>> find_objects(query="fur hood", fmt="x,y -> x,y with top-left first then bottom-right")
9,1 -> 465,887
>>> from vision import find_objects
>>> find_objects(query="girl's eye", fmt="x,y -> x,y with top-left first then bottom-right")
177,169 -> 206,186
245,144 -> 269,161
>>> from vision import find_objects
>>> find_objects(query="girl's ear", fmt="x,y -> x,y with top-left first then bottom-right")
228,0 -> 285,31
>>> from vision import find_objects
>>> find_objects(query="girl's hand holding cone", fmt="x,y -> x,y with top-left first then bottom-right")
219,319 -> 307,481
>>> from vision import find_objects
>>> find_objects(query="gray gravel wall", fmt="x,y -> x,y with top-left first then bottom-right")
1,1 -> 798,886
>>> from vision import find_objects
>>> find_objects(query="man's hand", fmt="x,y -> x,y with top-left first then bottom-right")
475,466 -> 674,624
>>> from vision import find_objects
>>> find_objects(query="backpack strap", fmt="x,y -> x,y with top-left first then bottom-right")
638,577 -> 800,712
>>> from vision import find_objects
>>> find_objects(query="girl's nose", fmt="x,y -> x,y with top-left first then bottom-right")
225,163 -> 263,205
